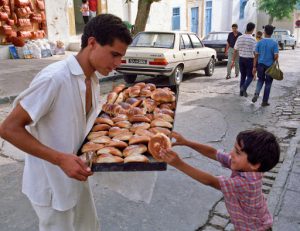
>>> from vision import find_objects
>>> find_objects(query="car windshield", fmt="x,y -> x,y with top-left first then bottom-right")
130,33 -> 175,48
204,33 -> 228,41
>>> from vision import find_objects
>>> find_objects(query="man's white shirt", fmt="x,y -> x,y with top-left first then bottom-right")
14,55 -> 100,211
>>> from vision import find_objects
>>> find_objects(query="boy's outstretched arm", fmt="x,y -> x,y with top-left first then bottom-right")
171,131 -> 218,161
160,148 -> 221,190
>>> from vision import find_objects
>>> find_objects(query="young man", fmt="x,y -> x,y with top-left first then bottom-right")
231,22 -> 257,97
0,14 -> 132,231
252,25 -> 279,106
225,23 -> 242,79
160,129 -> 280,231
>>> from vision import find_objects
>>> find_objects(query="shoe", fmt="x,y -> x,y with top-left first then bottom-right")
243,91 -> 248,97
226,75 -> 231,79
252,94 -> 258,103
240,91 -> 243,96
261,102 -> 270,107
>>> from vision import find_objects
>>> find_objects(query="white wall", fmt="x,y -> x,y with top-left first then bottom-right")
45,0 -> 72,43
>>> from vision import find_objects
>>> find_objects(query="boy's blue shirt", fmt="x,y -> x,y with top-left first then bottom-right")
255,38 -> 279,66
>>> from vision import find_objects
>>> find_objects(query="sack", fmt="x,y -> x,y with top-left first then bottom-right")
0,11 -> 8,20
0,25 -> 12,35
30,13 -> 42,23
15,0 -> 30,7
265,61 -> 283,81
36,0 -> 45,10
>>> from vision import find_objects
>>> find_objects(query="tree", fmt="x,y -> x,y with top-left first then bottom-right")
126,0 -> 161,35
258,0 -> 300,24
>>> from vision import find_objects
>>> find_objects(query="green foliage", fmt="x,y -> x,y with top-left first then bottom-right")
258,0 -> 300,20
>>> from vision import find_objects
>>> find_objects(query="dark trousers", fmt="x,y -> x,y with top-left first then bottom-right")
83,16 -> 89,24
239,57 -> 254,92
254,63 -> 274,103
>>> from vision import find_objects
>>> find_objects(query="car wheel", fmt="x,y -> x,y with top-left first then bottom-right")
292,42 -> 296,50
123,74 -> 137,84
218,58 -> 222,62
204,58 -> 215,76
169,66 -> 183,85
280,42 -> 286,50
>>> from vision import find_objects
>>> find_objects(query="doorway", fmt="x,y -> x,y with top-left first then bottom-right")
191,7 -> 199,35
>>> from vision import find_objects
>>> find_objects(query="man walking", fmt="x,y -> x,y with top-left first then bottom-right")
252,25 -> 279,106
225,23 -> 242,79
0,14 -> 132,231
89,0 -> 97,18
231,22 -> 256,97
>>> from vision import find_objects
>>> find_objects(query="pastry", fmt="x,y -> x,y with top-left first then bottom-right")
151,89 -> 175,103
129,135 -> 150,145
108,127 -> 129,137
97,147 -> 123,157
123,144 -> 147,157
130,122 -> 151,132
148,133 -> 171,161
115,120 -> 132,129
96,154 -> 124,163
91,136 -> 111,144
92,124 -> 111,132
112,114 -> 128,123
106,92 -> 118,104
149,127 -> 171,136
112,84 -> 126,94
150,119 -> 173,128
153,108 -> 175,118
81,142 -> 104,153
95,117 -> 114,126
87,131 -> 108,140
124,154 -> 149,163
135,128 -> 155,137
113,131 -> 133,141
142,98 -> 157,113
153,113 -> 174,123
128,114 -> 151,123
105,139 -> 128,149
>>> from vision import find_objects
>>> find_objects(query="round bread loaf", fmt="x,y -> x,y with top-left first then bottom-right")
148,133 -> 171,161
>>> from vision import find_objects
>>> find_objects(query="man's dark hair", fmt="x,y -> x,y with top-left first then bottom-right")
236,129 -> 280,172
232,23 -> 238,28
246,22 -> 255,32
264,25 -> 275,36
81,14 -> 132,49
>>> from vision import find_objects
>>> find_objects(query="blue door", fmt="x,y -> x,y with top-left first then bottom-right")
205,1 -> 212,35
172,7 -> 180,30
191,7 -> 199,35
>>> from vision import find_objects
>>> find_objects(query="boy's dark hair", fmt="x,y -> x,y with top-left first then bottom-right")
264,25 -> 275,36
82,0 -> 87,3
256,31 -> 263,36
81,14 -> 132,49
246,22 -> 255,32
236,129 -> 280,172
232,23 -> 238,28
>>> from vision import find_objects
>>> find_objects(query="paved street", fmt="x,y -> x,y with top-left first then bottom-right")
0,49 -> 300,231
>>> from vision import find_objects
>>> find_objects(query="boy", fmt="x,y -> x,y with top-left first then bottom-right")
160,129 -> 280,231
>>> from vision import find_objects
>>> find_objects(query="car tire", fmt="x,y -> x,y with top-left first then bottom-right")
169,65 -> 183,85
280,42 -> 286,50
218,58 -> 222,62
204,58 -> 215,76
123,74 -> 137,84
292,42 -> 296,50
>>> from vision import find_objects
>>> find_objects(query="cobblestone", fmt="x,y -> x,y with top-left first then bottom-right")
209,215 -> 229,229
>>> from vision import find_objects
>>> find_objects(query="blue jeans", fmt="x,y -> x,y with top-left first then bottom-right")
239,57 -> 254,92
255,63 -> 273,103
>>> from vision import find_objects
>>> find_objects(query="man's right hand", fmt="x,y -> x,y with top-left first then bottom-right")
57,153 -> 93,181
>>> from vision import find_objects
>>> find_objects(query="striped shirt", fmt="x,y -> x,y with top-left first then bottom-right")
217,152 -> 273,231
234,34 -> 256,58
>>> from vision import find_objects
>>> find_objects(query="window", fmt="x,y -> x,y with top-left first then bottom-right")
204,33 -> 229,41
181,34 -> 193,49
189,34 -> 203,48
239,0 -> 248,19
172,7 -> 180,30
205,1 -> 212,35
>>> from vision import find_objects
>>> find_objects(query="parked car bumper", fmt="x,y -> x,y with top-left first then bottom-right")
116,65 -> 174,76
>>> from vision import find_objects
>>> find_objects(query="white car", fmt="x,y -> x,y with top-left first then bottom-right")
116,31 -> 217,85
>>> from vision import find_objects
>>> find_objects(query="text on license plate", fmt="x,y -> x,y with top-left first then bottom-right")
128,59 -> 147,64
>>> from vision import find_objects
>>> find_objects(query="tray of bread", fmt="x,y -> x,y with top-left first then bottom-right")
78,82 -> 178,171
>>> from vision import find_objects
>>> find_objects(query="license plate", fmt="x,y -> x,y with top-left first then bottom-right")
128,59 -> 147,64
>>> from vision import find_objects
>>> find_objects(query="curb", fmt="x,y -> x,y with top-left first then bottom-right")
0,74 -> 124,105
267,126 -> 300,216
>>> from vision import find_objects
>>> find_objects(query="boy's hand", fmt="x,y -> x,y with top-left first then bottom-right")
170,131 -> 187,146
159,148 -> 182,167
